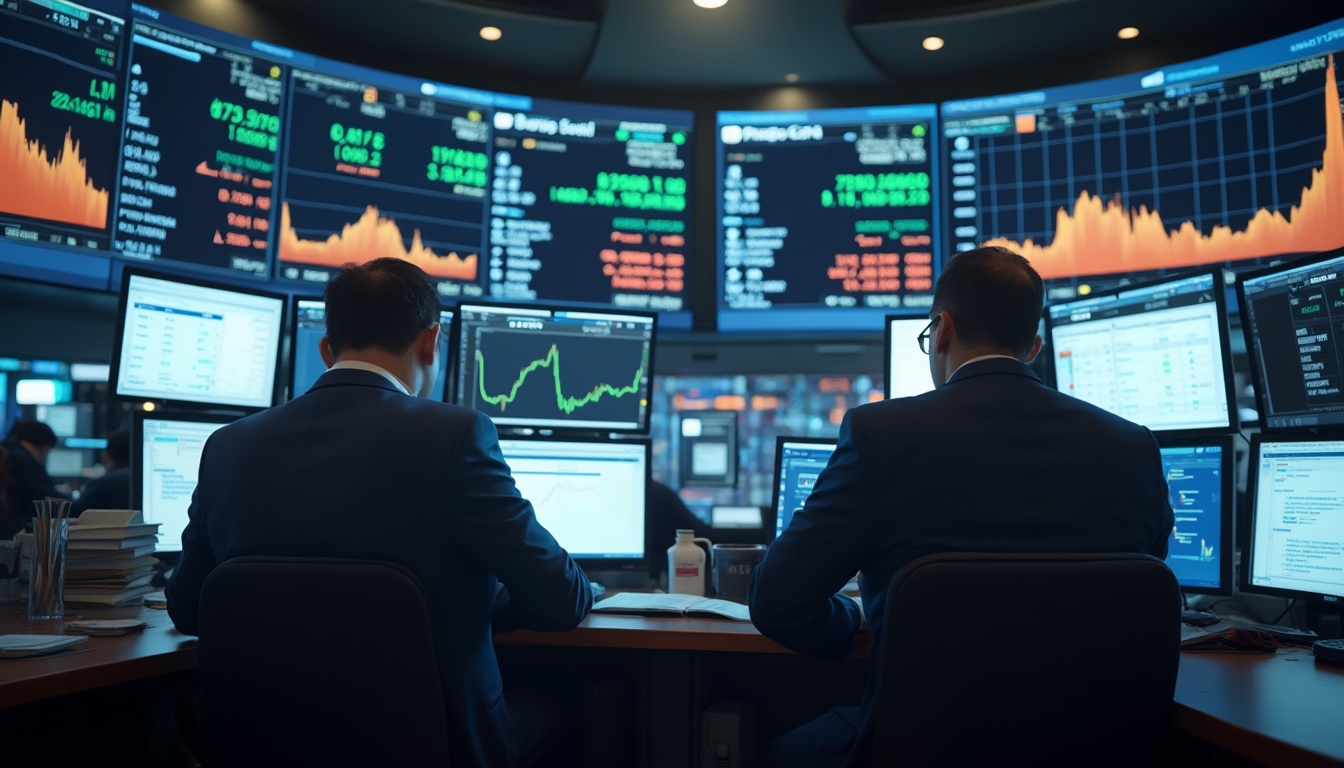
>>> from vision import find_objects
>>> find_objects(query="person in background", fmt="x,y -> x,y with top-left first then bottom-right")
72,428 -> 131,516
0,420 -> 67,537
748,247 -> 1174,767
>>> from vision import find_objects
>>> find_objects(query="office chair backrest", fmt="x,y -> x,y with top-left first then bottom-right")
867,552 -> 1181,767
199,557 -> 451,767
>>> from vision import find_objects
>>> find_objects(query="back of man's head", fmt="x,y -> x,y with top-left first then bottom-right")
323,258 -> 439,357
932,246 -> 1044,357
104,428 -> 130,469
6,420 -> 58,451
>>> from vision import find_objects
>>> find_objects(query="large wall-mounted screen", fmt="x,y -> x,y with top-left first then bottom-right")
716,105 -> 939,332
941,18 -> 1344,302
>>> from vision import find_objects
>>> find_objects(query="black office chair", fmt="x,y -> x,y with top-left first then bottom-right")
864,552 -> 1181,767
198,557 -> 452,767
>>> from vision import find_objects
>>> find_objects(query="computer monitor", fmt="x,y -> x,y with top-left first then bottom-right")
110,269 -> 286,410
131,411 -> 236,553
1242,434 -> 1344,603
454,303 -> 656,432
885,316 -> 936,399
1237,247 -> 1344,431
1045,269 -> 1237,434
1157,435 -> 1234,595
45,449 -> 86,480
289,299 -> 456,401
771,436 -> 838,541
497,437 -> 649,569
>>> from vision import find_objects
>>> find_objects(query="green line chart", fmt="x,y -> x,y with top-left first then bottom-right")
475,344 -> 645,414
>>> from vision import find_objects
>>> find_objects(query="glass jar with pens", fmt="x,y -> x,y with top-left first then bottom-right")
28,498 -> 70,620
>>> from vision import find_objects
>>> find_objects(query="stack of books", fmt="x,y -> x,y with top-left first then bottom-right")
65,510 -> 159,606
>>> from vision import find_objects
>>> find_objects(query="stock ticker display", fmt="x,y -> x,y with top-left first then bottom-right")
941,20 -> 1344,301
717,106 -> 939,332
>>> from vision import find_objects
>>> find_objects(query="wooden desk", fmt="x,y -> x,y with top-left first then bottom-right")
0,604 -> 197,709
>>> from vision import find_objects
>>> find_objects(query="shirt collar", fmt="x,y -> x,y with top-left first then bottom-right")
328,360 -> 412,396
951,354 -> 1022,378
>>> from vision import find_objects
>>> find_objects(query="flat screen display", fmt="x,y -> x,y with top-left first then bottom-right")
134,413 -> 233,552
772,438 -> 837,540
1046,271 -> 1235,433
1245,437 -> 1344,601
454,303 -> 654,432
717,105 -> 939,332
886,317 -> 936,398
113,271 -> 284,409
290,299 -> 453,401
1159,439 -> 1231,593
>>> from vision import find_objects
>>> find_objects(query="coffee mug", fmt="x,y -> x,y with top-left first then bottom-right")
711,543 -> 766,603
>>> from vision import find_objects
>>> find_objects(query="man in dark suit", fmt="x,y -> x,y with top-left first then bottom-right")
72,428 -> 130,516
748,247 -> 1174,767
0,420 -> 67,537
166,259 -> 592,768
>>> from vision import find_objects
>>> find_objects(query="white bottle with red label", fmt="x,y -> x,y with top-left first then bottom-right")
668,529 -> 711,596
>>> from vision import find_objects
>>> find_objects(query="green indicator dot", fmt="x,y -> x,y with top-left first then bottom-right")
615,128 -> 630,141
912,124 -> 927,137
671,132 -> 686,145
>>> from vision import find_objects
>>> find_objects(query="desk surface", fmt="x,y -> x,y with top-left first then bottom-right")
0,604 -> 196,709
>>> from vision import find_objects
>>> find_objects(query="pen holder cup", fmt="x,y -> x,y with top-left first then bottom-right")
28,519 -> 68,620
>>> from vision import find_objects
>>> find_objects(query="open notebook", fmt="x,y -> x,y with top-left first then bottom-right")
592,593 -> 750,621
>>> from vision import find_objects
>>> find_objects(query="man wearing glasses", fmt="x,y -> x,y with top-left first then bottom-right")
748,246 -> 1173,767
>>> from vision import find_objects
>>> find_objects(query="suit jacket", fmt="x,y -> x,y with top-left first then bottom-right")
749,357 -> 1173,681
72,467 -> 130,517
166,368 -> 592,768
0,440 -> 67,538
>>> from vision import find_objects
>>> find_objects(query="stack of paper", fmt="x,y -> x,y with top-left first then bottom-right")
65,510 -> 159,606
0,634 -> 87,658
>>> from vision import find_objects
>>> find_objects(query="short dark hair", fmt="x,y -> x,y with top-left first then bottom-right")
6,420 -> 58,450
932,246 -> 1044,357
104,428 -> 130,468
323,259 -> 439,356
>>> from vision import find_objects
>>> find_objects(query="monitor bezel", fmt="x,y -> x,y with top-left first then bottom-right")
1238,431 -> 1344,604
452,301 -> 658,435
496,434 -> 651,572
287,297 -> 460,403
884,314 -> 935,399
769,435 -> 839,543
129,409 -> 239,554
1043,267 -> 1239,437
109,267 -> 287,412
1155,432 -> 1236,597
1235,245 -> 1344,434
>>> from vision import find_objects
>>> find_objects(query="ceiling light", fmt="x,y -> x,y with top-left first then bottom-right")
479,26 -> 502,41
922,36 -> 945,51
785,73 -> 800,83
693,0 -> 729,7
1117,27 -> 1139,40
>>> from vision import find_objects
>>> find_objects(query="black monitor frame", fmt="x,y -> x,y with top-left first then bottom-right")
1235,245 -> 1344,434
109,267 -> 287,412
1155,432 -> 1236,597
287,297 -> 459,403
1042,267 -> 1239,437
884,314 -> 936,399
1238,431 -> 1344,604
452,301 -> 658,435
129,409 -> 238,554
769,435 -> 838,543
496,434 -> 651,572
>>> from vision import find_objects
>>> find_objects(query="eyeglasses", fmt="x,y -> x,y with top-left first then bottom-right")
917,316 -> 940,355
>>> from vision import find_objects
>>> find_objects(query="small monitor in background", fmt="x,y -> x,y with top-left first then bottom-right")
771,437 -> 838,540
1242,435 -> 1344,603
111,270 -> 286,410
1237,246 -> 1344,430
290,300 -> 455,401
885,316 -> 936,398
132,411 -> 236,553
1157,436 -> 1234,595
679,411 -> 738,487
712,506 -> 762,529
35,404 -> 80,439
45,449 -> 86,479
498,438 -> 649,569
1045,269 -> 1237,434
455,304 -> 656,433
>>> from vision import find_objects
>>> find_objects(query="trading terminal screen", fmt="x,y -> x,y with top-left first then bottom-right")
498,438 -> 647,562
1239,249 -> 1344,430
454,304 -> 654,432
886,317 -> 936,398
1247,438 -> 1344,601
1159,443 -> 1227,591
717,105 -> 939,332
136,414 -> 231,552
773,439 -> 837,539
1047,271 -> 1234,433
940,19 -> 1344,302
114,272 -> 284,409
291,300 -> 453,401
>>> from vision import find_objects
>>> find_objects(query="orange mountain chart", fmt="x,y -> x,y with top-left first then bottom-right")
279,202 -> 478,280
983,56 -> 1344,280
0,99 -> 108,230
